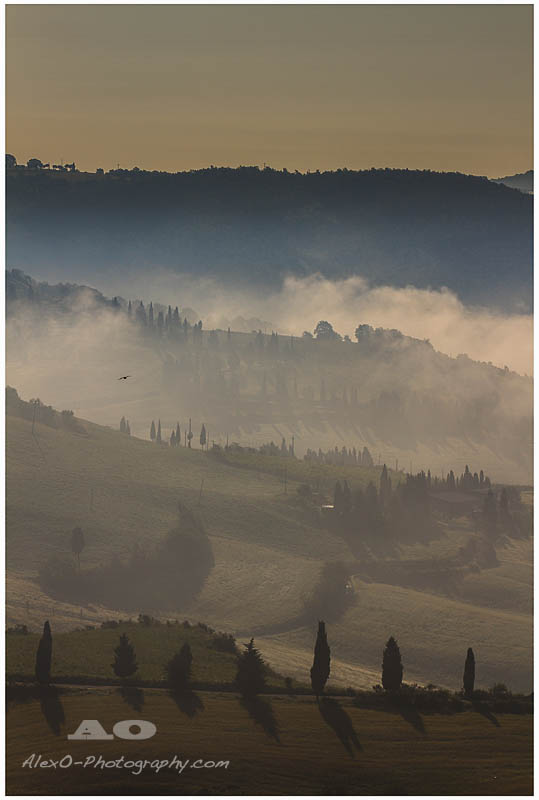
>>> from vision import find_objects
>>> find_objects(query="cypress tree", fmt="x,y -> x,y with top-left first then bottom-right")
362,446 -> 374,467
126,420 -> 131,435
381,636 -> 403,693
236,639 -> 267,699
150,420 -> 156,440
380,464 -> 391,506
156,419 -> 162,444
200,423 -> 207,448
120,416 -> 126,433
463,647 -> 475,698
170,430 -> 176,447
175,422 -> 181,445
35,621 -> 52,684
111,633 -> 138,679
165,642 -> 193,692
136,301 -> 147,326
310,621 -> 331,698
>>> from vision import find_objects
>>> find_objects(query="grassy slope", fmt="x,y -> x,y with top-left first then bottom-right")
6,413 -> 533,692
6,623 -> 245,686
6,690 -> 533,796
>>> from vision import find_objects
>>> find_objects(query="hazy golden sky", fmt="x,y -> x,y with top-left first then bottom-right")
6,4 -> 533,176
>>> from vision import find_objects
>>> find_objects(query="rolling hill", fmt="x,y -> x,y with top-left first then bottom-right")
492,170 -> 533,194
6,400 -> 533,693
6,166 -> 533,311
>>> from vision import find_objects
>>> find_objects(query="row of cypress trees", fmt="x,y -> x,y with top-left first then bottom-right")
34,623 -> 271,699
310,622 -> 477,698
33,620 -> 477,700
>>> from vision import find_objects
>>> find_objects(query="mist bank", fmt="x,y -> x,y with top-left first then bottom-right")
6,271 -> 533,484
104,272 -> 532,376
6,166 -> 532,312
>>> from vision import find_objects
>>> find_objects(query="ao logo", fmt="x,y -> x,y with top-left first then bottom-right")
68,719 -> 157,741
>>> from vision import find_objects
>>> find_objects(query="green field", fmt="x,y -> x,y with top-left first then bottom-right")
6,412 -> 533,693
6,688 -> 533,795
6,621 -> 285,688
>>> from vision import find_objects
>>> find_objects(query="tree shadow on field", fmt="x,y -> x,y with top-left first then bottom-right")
118,686 -> 145,713
240,696 -> 281,742
39,686 -> 66,736
472,700 -> 500,727
398,703 -> 426,735
319,697 -> 361,756
169,689 -> 205,718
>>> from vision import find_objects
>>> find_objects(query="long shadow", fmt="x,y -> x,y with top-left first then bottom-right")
169,688 -> 205,718
240,695 -> 281,742
118,686 -> 145,713
39,686 -> 66,736
472,700 -> 501,727
6,684 -> 39,708
319,697 -> 361,756
7,684 -> 66,737
398,703 -> 426,735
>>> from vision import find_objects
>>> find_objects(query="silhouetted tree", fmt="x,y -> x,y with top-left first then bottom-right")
379,464 -> 391,506
382,636 -> 403,693
362,446 -> 374,467
112,634 -> 138,679
150,420 -> 156,441
157,310 -> 164,334
165,642 -> 193,692
175,422 -> 181,445
6,153 -> 16,169
126,420 -> 131,435
120,416 -> 126,433
35,621 -> 52,684
170,430 -> 176,447
200,423 -> 207,448
187,418 -> 193,448
156,419 -> 162,444
136,301 -> 147,326
310,621 -> 331,698
463,647 -> 475,698
314,320 -> 341,341
236,639 -> 267,699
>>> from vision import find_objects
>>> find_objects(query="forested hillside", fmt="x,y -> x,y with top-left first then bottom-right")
6,270 -> 532,483
6,166 -> 533,310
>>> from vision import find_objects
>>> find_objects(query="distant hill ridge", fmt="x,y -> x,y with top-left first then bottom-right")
492,170 -> 533,194
6,167 -> 532,311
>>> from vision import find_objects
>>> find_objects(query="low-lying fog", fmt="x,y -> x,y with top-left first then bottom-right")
67,271 -> 532,376
6,271 -> 533,484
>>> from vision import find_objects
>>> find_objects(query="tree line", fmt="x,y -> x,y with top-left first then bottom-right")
32,616 -> 484,703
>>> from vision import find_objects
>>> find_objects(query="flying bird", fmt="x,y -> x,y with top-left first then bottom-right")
117,375 -> 132,380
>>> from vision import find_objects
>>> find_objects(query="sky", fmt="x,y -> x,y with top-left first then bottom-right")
6,4 -> 533,176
